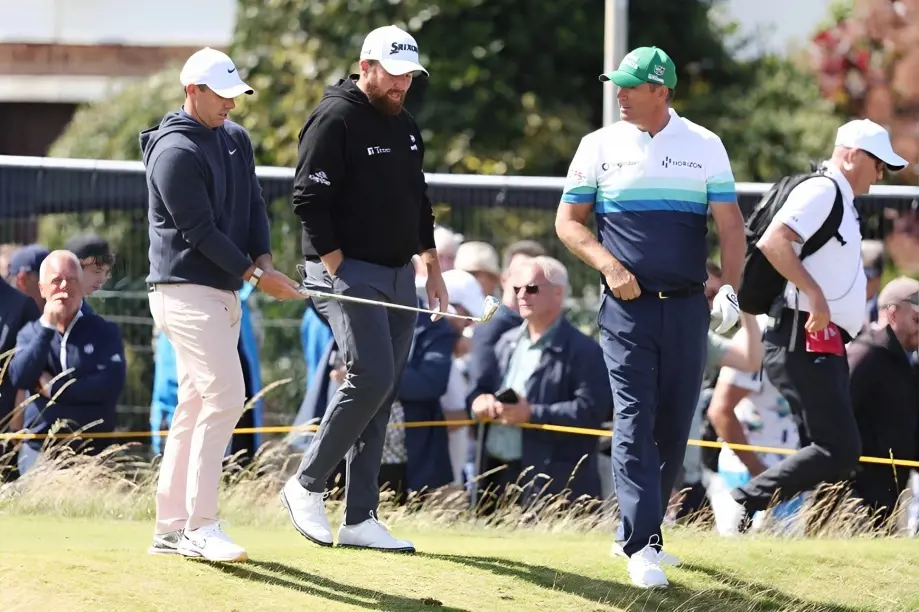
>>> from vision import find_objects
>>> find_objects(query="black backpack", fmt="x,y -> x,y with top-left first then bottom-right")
737,168 -> 844,315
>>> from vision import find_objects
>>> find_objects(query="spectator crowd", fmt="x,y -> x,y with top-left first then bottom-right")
1,227 -> 918,535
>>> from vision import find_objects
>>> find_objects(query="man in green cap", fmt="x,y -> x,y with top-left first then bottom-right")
555,45 -> 746,588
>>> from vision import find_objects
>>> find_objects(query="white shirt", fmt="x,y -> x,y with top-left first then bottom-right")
772,163 -> 866,338
440,356 -> 468,412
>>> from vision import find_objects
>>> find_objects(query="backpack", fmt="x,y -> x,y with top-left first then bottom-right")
737,167 -> 844,315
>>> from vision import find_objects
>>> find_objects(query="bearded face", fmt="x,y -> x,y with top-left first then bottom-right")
363,62 -> 412,115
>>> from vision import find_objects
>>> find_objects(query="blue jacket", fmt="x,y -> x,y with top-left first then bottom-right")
139,109 -> 271,291
9,312 -> 126,450
492,318 -> 612,503
289,336 -> 338,453
400,310 -> 456,494
465,304 -> 522,413
0,278 -> 41,422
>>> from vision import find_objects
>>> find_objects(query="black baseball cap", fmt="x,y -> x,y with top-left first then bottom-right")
63,234 -> 114,265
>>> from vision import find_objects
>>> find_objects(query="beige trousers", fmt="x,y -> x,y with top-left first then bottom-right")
148,283 -> 245,533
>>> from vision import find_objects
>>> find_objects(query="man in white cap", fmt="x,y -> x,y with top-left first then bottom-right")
454,241 -> 502,298
713,118 -> 911,536
140,47 -> 303,562
283,25 -> 447,553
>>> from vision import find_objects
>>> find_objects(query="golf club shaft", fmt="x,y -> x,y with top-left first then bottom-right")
298,287 -> 480,322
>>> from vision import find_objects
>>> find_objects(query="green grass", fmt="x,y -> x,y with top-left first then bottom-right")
1,515 -> 917,612
1,442 -> 917,611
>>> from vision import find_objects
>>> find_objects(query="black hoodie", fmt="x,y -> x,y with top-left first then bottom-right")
139,110 -> 271,291
292,76 -> 435,267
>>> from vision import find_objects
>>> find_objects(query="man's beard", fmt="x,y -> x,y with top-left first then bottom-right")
365,81 -> 406,115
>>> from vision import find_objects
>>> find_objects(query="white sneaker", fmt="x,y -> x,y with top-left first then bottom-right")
177,523 -> 247,563
712,490 -> 747,536
337,515 -> 415,552
611,542 -> 680,566
627,546 -> 669,589
280,476 -> 333,546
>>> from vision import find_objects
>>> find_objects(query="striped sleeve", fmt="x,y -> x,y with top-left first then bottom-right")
706,137 -> 737,204
560,136 -> 598,207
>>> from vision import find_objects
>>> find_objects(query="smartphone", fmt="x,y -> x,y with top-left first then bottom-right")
494,388 -> 519,404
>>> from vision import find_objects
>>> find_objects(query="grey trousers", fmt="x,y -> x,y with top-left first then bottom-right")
296,257 -> 416,525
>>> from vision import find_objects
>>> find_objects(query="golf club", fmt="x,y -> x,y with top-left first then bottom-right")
295,264 -> 500,323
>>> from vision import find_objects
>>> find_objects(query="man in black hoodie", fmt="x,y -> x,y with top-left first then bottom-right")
281,25 -> 448,554
139,47 -> 302,563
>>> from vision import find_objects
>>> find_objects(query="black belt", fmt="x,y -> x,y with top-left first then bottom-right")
604,282 -> 705,300
653,284 -> 705,300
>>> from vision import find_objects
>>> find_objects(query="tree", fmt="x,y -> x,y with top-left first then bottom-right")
811,0 -> 919,273
812,0 -> 918,182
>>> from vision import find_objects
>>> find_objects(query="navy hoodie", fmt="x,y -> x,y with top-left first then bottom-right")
139,110 -> 271,291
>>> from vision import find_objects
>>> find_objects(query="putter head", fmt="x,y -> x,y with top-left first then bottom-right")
479,296 -> 500,322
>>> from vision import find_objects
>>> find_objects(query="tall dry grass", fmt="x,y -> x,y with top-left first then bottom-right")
1,434 -> 912,539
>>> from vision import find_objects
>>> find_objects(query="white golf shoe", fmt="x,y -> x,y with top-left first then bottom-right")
627,545 -> 669,589
337,515 -> 415,553
711,490 -> 748,536
280,476 -> 334,546
177,522 -> 247,563
611,541 -> 680,566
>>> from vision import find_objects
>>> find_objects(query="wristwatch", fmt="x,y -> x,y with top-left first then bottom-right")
248,266 -> 263,288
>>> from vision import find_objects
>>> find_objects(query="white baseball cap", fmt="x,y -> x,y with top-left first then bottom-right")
835,119 -> 909,171
359,25 -> 428,76
442,269 -> 485,318
180,47 -> 254,99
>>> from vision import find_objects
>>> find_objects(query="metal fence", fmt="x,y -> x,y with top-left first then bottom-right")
2,155 -> 918,447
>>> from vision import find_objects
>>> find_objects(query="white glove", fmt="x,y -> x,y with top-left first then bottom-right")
710,284 -> 740,334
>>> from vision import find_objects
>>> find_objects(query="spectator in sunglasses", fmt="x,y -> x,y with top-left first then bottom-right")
470,256 -> 612,511
63,233 -> 116,315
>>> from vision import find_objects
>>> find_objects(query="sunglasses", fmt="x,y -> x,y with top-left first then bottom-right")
514,284 -> 544,295
865,151 -> 886,174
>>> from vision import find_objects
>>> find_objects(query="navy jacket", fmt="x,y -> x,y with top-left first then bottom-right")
0,278 -> 41,422
400,310 -> 456,494
491,318 -> 612,503
465,304 -> 523,413
9,312 -> 126,449
139,109 -> 271,291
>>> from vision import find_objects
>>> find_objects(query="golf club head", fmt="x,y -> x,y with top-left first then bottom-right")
480,296 -> 500,322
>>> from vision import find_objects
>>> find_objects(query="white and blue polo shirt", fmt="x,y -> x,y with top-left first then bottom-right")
561,108 -> 736,293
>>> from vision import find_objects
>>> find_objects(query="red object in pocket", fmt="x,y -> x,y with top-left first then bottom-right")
804,323 -> 845,356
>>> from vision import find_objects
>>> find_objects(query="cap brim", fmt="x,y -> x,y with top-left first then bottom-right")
210,82 -> 255,99
380,58 -> 428,76
598,71 -> 645,88
862,142 -> 910,171
880,153 -> 909,172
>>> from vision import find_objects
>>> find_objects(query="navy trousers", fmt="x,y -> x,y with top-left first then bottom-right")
599,291 -> 709,556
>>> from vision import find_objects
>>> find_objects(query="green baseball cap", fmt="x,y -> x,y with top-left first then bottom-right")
599,46 -> 677,89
